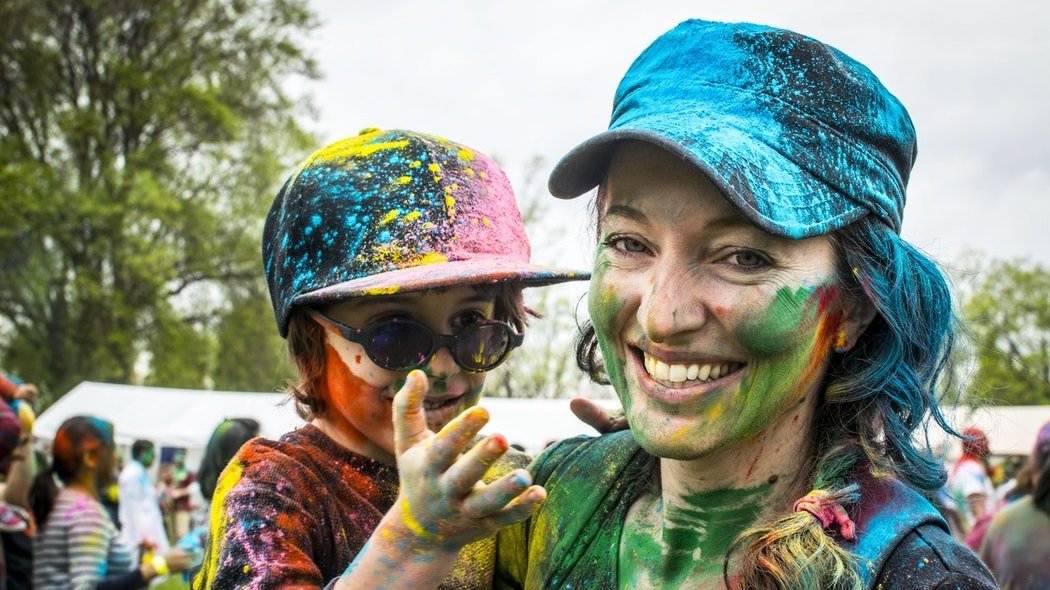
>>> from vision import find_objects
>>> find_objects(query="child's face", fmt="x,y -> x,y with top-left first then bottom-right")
316,286 -> 497,460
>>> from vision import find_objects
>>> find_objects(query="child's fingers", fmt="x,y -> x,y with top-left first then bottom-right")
393,370 -> 432,455
428,406 -> 491,471
459,468 -> 534,518
442,433 -> 507,494
484,485 -> 547,528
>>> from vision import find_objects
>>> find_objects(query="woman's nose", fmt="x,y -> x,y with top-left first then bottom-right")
638,265 -> 707,344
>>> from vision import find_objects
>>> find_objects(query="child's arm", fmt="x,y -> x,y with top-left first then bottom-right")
332,371 -> 545,590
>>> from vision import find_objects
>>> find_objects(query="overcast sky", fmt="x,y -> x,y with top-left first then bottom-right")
297,0 -> 1048,276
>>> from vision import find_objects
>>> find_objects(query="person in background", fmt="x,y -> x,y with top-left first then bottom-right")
118,439 -> 169,563
161,448 -> 196,540
29,416 -> 190,589
177,418 -> 261,579
979,420 -> 1050,589
948,426 -> 998,549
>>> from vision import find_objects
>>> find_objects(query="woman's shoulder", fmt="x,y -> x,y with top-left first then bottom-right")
875,523 -> 998,589
529,431 -> 642,486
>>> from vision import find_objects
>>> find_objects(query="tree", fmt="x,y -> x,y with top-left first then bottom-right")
961,258 -> 1050,405
0,0 -> 317,404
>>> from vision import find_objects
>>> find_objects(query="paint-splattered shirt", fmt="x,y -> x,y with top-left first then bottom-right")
495,431 -> 996,590
195,423 -> 528,590
979,496 -> 1050,589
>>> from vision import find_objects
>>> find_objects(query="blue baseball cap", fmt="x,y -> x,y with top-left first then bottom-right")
549,19 -> 916,239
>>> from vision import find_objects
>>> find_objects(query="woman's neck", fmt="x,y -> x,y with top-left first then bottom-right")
620,396 -> 819,588
66,477 -> 100,501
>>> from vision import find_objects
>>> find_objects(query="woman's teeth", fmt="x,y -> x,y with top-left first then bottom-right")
643,353 -> 743,383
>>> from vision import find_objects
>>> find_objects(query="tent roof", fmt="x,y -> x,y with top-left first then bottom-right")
32,381 -> 613,455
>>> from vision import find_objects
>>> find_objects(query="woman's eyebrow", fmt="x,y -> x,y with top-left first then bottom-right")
604,204 -> 648,224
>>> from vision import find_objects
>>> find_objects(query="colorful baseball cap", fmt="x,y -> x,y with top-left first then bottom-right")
264,128 -> 588,336
549,19 -> 916,239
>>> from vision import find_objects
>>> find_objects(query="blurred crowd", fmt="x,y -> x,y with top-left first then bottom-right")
939,423 -> 1050,589
0,371 -> 261,589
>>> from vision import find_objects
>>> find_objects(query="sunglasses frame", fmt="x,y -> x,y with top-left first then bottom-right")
308,310 -> 524,373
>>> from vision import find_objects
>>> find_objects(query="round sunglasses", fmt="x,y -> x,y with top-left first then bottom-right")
308,310 -> 524,372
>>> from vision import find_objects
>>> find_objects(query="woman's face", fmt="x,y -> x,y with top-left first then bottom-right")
316,286 -> 495,458
589,142 -> 868,460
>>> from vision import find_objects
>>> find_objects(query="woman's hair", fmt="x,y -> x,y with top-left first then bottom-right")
576,198 -> 959,588
198,418 -> 261,501
1031,423 -> 1050,515
285,283 -> 531,420
29,416 -> 115,525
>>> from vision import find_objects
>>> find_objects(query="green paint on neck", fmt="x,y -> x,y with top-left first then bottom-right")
620,482 -> 771,586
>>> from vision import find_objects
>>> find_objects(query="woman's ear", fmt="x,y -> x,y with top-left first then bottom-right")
82,447 -> 99,471
838,296 -> 877,352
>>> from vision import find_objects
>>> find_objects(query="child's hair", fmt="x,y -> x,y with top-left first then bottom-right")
576,208 -> 959,589
29,416 -> 115,525
284,283 -> 530,420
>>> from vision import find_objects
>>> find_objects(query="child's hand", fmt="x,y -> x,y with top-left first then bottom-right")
570,397 -> 629,434
390,370 -> 545,552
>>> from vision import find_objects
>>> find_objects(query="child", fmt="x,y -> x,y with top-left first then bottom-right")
193,128 -> 586,589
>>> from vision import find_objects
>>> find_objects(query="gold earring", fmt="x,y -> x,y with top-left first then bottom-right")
833,330 -> 848,353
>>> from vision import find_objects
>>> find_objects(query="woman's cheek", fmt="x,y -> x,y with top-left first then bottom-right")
588,257 -> 632,400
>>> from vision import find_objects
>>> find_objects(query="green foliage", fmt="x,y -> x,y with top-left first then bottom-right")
0,0 -> 317,405
212,287 -> 293,393
962,258 -> 1050,405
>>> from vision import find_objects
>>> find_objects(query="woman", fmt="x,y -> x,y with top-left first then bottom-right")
342,19 -> 999,590
29,416 -> 189,589
979,421 -> 1050,589
193,129 -> 585,588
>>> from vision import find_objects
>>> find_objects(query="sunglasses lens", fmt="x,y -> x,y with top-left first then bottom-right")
366,321 -> 433,370
455,324 -> 513,371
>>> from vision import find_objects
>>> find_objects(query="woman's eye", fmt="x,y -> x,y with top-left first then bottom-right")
608,236 -> 649,254
728,250 -> 768,268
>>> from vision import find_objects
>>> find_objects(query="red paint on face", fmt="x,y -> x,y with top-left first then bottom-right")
354,354 -> 362,365
319,343 -> 396,460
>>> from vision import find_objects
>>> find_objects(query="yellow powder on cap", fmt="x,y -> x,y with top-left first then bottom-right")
305,139 -> 409,168
409,160 -> 422,168
395,175 -> 412,185
379,209 -> 399,225
403,211 -> 421,223
362,286 -> 400,296
457,148 -> 474,161
417,252 -> 448,265
428,163 -> 441,173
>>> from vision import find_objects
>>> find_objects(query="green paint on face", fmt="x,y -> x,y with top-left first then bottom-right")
588,245 -> 632,414
735,286 -> 818,356
620,483 -> 771,586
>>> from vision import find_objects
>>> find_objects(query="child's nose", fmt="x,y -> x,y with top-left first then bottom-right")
425,346 -> 459,377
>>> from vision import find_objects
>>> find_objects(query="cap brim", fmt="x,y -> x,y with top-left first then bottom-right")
292,258 -> 589,310
549,121 -> 868,239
